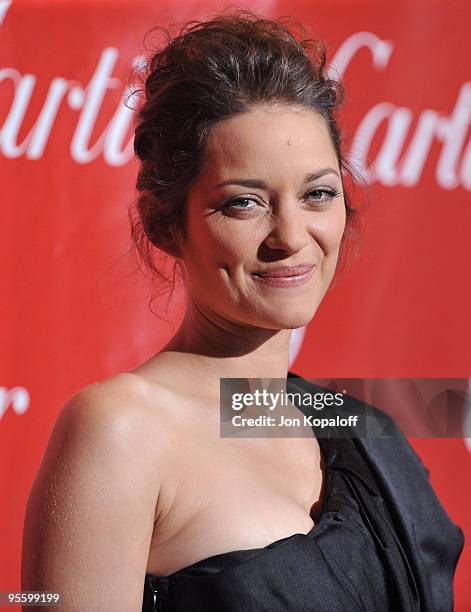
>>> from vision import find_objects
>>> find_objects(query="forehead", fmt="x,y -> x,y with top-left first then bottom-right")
199,105 -> 339,184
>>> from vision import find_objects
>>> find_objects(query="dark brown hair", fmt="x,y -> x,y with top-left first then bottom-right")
129,10 -> 361,301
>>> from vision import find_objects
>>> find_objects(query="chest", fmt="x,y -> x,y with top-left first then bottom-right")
147,428 -> 324,576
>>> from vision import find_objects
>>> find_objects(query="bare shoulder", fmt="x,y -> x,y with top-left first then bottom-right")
64,371 -> 160,426
56,372 -> 174,461
21,372 -> 174,611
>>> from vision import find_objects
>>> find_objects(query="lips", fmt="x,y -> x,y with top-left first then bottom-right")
253,265 -> 315,278
252,264 -> 316,287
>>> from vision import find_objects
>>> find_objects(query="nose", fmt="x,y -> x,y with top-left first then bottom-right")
262,205 -> 311,255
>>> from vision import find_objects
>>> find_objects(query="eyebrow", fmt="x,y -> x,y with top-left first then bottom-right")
212,167 -> 340,191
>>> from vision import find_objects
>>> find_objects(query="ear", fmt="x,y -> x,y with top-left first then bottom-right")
150,225 -> 183,260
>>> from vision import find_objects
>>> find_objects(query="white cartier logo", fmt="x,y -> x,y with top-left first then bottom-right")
0,14 -> 469,191
0,386 -> 30,420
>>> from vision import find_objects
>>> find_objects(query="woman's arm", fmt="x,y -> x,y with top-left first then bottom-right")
21,375 -> 161,612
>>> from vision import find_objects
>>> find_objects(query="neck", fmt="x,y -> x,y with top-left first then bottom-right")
158,299 -> 293,398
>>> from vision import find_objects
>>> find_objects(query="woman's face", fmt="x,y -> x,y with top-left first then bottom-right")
177,104 -> 346,330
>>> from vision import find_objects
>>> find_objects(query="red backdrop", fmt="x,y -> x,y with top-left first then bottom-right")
1,0 -> 470,609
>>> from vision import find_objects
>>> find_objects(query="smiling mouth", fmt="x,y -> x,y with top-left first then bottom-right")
252,265 -> 316,287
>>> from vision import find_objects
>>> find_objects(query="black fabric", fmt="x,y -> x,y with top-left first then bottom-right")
142,373 -> 464,611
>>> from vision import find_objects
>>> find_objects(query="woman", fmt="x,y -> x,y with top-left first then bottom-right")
22,12 -> 464,612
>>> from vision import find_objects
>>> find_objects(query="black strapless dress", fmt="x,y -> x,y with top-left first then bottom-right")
142,374 -> 464,611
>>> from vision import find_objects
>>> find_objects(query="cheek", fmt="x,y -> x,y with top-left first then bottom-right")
182,217 -> 256,278
311,208 -> 346,256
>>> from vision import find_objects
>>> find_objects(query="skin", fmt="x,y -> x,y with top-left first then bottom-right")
21,104 -> 346,611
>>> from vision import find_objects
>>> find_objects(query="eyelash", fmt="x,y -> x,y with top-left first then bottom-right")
223,188 -> 342,211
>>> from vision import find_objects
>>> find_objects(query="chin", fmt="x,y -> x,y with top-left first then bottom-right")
250,305 -> 319,331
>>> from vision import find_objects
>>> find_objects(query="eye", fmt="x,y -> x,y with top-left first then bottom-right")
305,187 -> 342,206
222,196 -> 259,211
